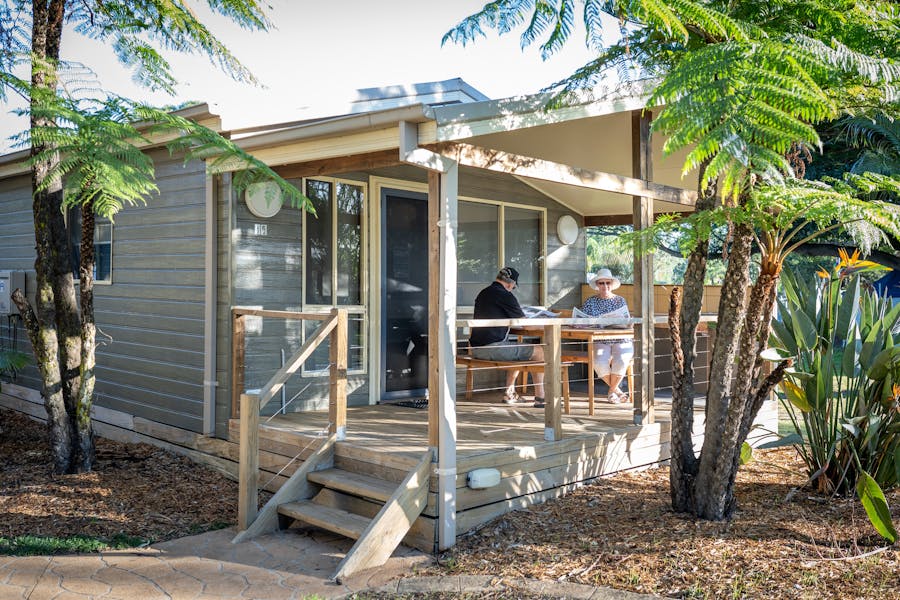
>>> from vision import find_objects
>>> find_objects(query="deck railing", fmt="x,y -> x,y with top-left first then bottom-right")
232,307 -> 348,530
456,316 -> 640,441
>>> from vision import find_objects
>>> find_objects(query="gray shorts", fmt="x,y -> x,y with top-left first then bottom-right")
471,338 -> 535,362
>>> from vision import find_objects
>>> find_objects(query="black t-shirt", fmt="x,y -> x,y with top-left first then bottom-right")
469,281 -> 525,347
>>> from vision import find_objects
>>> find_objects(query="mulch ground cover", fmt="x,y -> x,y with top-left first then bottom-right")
1,407 -> 898,599
422,445 -> 900,599
0,409 -> 240,545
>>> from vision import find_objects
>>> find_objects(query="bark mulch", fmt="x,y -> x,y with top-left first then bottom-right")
423,443 -> 900,599
0,409 -> 239,545
1,407 -> 898,599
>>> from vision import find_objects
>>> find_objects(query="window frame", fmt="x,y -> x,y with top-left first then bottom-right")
66,206 -> 114,286
456,198 -> 547,312
300,176 -> 368,376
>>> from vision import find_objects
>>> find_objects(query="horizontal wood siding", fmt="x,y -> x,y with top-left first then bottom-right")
0,152 -> 209,432
215,174 -> 234,438
0,174 -> 38,392
215,162 -> 583,426
88,151 -> 207,431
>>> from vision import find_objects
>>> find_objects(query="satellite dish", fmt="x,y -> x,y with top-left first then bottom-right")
556,214 -> 579,245
244,181 -> 283,218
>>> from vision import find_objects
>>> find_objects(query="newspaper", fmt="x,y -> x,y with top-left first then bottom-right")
522,306 -> 560,318
572,305 -> 632,329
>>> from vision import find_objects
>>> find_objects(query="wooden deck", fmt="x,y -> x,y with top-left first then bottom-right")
228,391 -> 780,553
253,394 -> 661,460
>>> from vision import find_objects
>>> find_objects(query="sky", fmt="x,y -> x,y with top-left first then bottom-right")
0,1 -> 602,153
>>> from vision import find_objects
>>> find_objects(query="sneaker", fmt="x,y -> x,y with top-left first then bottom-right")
608,390 -> 628,404
503,392 -> 522,404
532,397 -> 545,408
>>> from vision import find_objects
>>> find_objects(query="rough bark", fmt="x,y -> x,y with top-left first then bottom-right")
694,222 -> 754,519
26,0 -> 77,474
668,288 -> 696,511
702,271 -> 779,518
24,0 -> 84,474
669,177 -> 717,512
77,206 -> 96,472
12,286 -> 72,473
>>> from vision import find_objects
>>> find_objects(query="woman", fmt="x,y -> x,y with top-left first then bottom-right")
581,268 -> 634,404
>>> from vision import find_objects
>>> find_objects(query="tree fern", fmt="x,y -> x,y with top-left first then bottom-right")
66,1 -> 269,94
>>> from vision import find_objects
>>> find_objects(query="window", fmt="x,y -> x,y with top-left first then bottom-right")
457,200 -> 545,306
66,206 -> 113,284
302,177 -> 366,374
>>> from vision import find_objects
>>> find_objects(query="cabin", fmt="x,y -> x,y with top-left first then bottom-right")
0,79 -> 777,580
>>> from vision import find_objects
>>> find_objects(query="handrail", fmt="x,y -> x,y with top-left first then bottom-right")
456,314 -> 718,328
257,314 -> 337,411
232,307 -> 332,320
457,316 -> 640,328
234,307 -> 349,532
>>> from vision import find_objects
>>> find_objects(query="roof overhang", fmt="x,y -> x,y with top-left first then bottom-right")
227,87 -> 697,217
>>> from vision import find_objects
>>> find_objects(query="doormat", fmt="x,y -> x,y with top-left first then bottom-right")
379,398 -> 429,409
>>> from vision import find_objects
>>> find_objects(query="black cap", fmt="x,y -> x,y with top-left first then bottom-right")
497,266 -> 519,286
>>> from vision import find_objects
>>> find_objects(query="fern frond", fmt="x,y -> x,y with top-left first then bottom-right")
112,37 -> 176,94
442,0 -> 534,46
538,0 -> 577,59
520,1 -> 555,50
648,0 -> 693,40
582,0 -> 609,51
73,0 -> 265,90
667,0 -> 755,42
790,34 -> 900,85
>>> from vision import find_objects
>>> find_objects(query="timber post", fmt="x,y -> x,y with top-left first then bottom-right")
632,109 -> 656,425
237,392 -> 260,530
329,308 -> 348,440
543,322 -> 562,441
231,310 -> 245,418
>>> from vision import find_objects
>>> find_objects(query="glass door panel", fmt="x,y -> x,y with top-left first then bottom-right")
381,190 -> 429,400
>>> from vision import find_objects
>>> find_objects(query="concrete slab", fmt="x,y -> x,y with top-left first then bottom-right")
0,526 -> 663,599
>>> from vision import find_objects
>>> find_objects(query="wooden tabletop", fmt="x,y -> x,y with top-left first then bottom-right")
510,325 -> 636,341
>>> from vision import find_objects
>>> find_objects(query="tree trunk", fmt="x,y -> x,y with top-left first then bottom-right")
668,184 -> 717,512
699,270 -> 779,518
77,205 -> 96,471
26,0 -> 80,474
693,222 -> 754,519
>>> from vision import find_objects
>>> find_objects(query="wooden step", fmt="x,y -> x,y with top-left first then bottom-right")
307,468 -> 396,502
277,501 -> 370,539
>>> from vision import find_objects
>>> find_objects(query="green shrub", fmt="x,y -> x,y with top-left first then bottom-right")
768,252 -> 898,542
0,534 -> 147,556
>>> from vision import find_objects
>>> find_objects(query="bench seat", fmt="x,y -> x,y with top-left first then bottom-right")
559,350 -> 635,409
455,354 -> 572,411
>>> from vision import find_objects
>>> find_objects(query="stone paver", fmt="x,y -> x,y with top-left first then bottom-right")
0,527 -> 663,599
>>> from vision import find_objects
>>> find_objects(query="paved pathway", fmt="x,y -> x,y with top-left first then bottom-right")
0,527 -> 660,599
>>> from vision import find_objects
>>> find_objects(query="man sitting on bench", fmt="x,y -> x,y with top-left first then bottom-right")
470,267 -> 546,408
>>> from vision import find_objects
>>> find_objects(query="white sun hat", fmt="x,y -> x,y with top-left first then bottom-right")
588,267 -> 621,291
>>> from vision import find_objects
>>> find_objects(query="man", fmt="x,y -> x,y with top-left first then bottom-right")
470,267 -> 546,407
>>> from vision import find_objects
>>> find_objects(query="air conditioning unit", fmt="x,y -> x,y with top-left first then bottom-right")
0,271 -> 25,316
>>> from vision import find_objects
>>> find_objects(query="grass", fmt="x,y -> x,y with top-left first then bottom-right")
0,534 -> 148,556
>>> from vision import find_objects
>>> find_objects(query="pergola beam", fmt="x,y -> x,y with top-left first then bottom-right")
433,142 -> 696,206
272,149 -> 401,179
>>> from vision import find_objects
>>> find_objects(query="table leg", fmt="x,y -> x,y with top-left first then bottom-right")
587,339 -> 595,416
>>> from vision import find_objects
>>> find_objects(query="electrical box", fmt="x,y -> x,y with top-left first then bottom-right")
0,271 -> 25,316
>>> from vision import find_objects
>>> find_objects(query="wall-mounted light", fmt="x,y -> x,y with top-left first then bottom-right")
556,214 -> 579,245
244,181 -> 283,218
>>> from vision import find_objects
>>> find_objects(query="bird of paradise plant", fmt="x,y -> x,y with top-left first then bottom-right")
769,254 -> 898,543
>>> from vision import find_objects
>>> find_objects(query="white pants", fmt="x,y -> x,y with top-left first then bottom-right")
593,342 -> 634,378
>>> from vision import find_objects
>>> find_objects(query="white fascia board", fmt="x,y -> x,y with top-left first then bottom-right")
233,104 -> 433,153
428,90 -> 652,143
